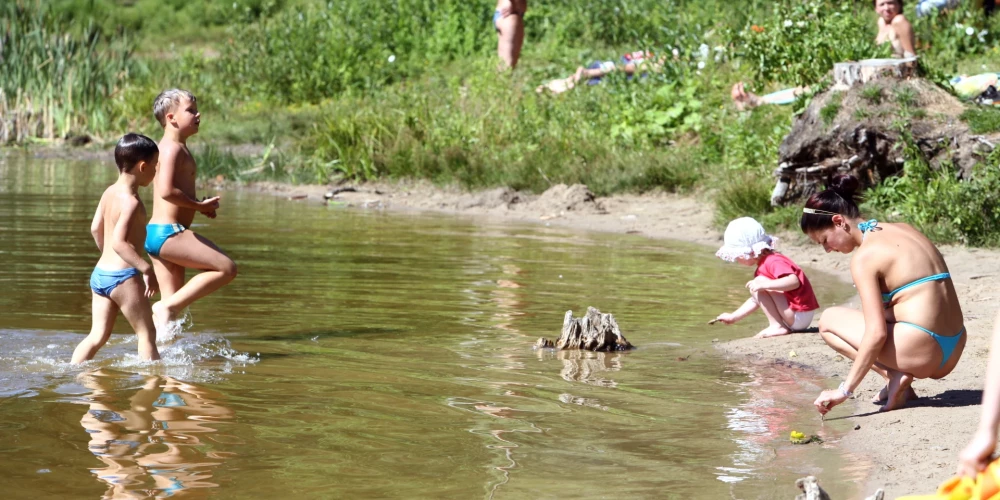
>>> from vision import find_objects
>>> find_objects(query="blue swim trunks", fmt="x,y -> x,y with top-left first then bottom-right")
493,10 -> 502,30
90,267 -> 140,298
145,223 -> 186,258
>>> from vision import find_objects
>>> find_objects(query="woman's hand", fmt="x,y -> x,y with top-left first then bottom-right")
814,389 -> 848,415
958,429 -> 997,478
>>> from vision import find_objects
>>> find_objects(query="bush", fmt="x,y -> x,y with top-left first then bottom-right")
217,1 -> 489,103
867,131 -> 1000,246
733,0 -> 887,88
910,2 -> 1000,71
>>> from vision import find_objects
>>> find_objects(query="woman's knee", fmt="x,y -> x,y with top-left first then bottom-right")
818,307 -> 846,333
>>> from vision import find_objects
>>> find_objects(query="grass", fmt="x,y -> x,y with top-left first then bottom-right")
894,87 -> 918,108
820,93 -> 842,126
860,84 -> 883,105
961,107 -> 1000,134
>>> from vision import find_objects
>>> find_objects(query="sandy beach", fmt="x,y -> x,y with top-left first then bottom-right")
243,179 -> 1000,498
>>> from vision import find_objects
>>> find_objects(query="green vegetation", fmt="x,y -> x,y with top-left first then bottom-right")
961,107 -> 1000,133
894,86 -> 918,108
860,84 -> 883,105
733,0 -> 888,89
0,2 -> 137,141
5,0 -> 1000,244
820,93 -> 842,125
868,131 -> 1000,246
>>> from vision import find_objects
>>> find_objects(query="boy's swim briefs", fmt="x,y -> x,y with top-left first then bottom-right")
144,223 -> 186,258
90,267 -> 140,298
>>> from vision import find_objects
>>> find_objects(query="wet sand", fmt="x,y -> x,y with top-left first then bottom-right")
242,179 -> 1000,498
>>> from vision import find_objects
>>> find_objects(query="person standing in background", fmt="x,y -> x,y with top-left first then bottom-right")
494,0 -> 527,70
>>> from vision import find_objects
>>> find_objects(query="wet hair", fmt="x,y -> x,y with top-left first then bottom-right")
114,133 -> 158,172
152,88 -> 196,127
873,0 -> 904,7
799,174 -> 863,233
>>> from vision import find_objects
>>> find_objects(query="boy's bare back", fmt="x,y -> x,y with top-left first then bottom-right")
95,184 -> 148,270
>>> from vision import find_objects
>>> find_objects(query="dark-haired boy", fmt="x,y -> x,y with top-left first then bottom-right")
71,133 -> 161,364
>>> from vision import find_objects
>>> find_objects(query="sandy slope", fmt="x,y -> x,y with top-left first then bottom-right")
243,179 -> 1000,498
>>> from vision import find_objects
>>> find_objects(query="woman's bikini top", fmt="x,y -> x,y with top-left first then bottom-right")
859,220 -> 952,304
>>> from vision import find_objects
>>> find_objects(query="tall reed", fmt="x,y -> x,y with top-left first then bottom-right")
0,1 -> 137,142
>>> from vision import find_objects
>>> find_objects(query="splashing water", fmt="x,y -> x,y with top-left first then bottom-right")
0,326 -> 258,397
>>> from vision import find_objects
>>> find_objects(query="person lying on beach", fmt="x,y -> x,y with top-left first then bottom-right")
713,217 -> 820,338
495,0 -> 527,70
536,51 -> 662,95
802,175 -> 965,413
731,0 -> 916,109
147,89 -> 237,331
71,134 -> 161,364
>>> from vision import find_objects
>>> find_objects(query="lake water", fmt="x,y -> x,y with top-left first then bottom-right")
0,154 -> 862,499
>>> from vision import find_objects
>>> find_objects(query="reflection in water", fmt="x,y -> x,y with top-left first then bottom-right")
77,370 -> 236,498
718,363 -> 844,485
536,349 -> 624,388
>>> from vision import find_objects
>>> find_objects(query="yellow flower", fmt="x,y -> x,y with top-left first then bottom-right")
790,430 -> 805,440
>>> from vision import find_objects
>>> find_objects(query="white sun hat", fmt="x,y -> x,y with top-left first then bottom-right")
715,217 -> 776,262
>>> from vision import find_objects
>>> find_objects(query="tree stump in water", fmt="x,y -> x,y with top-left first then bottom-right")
831,57 -> 919,90
536,307 -> 633,352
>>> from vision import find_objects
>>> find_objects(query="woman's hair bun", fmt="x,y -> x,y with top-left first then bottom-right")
828,174 -> 860,199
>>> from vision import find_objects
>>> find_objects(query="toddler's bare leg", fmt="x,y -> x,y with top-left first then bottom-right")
113,277 -> 159,361
155,231 -> 237,320
751,289 -> 795,338
71,293 -> 119,364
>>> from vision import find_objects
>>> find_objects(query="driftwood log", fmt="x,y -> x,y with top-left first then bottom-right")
536,307 -> 633,352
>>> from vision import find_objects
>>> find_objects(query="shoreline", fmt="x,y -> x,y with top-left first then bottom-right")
236,179 -> 1000,498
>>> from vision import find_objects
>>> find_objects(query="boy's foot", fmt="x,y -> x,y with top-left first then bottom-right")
151,301 -> 176,330
879,371 -> 916,412
753,325 -> 790,338
871,384 -> 919,404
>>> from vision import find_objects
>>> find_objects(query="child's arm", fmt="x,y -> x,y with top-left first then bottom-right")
112,198 -> 158,296
154,147 -> 219,214
91,200 -> 105,251
747,274 -> 800,293
958,313 -> 1000,476
717,297 -> 758,324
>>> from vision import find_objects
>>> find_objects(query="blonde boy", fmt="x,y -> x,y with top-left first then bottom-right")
146,89 -> 237,328
72,134 -> 161,363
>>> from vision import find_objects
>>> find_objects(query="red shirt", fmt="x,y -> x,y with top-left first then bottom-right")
754,252 -> 820,312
